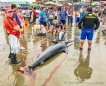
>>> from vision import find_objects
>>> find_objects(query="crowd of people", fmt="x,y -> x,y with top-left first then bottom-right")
0,4 -> 106,64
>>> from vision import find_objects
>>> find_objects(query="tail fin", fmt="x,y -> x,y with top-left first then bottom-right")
24,67 -> 34,77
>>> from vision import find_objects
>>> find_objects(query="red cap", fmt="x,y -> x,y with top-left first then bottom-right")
5,8 -> 12,13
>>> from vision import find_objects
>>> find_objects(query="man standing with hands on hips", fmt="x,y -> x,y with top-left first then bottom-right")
78,7 -> 100,52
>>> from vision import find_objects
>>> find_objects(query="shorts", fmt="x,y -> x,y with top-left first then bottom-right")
33,17 -> 36,23
40,21 -> 47,26
60,20 -> 66,25
48,19 -> 53,26
8,34 -> 20,54
76,17 -> 80,22
80,28 -> 94,40
68,18 -> 73,23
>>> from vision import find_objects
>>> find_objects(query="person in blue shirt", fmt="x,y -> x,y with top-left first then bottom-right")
53,20 -> 64,36
68,11 -> 73,27
59,6 -> 68,29
58,6 -> 61,12
40,7 -> 48,32
47,8 -> 54,31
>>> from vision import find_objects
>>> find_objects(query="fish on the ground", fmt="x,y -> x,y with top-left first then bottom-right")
32,24 -> 47,36
55,31 -> 65,41
24,41 -> 73,77
59,31 -> 65,41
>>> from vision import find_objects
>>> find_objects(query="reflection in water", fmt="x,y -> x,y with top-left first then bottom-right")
74,54 -> 93,82
102,33 -> 106,45
40,39 -> 53,52
74,32 -> 80,43
9,65 -> 25,86
41,40 -> 48,52
25,25 -> 33,43
74,28 -> 81,51
21,37 -> 28,49
18,37 -> 28,67
19,51 -> 28,67
95,32 -> 100,44
74,41 -> 80,50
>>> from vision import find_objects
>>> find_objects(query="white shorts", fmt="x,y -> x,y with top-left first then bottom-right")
8,34 -> 20,54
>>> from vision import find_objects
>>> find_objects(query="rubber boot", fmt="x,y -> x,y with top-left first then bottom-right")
11,54 -> 21,64
8,53 -> 13,58
8,53 -> 17,58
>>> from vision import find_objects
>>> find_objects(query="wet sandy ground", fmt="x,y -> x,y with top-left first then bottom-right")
0,16 -> 106,86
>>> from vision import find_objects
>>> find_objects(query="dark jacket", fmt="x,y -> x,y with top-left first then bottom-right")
78,13 -> 100,30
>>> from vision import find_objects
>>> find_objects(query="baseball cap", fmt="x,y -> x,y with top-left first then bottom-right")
87,7 -> 92,12
5,8 -> 12,13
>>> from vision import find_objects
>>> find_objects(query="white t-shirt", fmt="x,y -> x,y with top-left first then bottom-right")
80,8 -> 83,13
